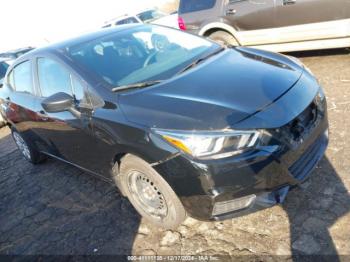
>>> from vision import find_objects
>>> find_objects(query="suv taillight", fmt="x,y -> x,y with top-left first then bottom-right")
178,17 -> 186,31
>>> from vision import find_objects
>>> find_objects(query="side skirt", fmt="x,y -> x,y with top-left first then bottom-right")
41,151 -> 114,184
248,37 -> 350,53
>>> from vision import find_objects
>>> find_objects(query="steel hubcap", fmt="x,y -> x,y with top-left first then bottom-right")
13,132 -> 31,160
128,171 -> 168,219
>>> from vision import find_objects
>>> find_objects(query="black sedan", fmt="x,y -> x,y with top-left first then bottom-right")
0,25 -> 328,229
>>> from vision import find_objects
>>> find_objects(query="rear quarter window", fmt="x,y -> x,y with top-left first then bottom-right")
12,61 -> 34,94
179,0 -> 216,13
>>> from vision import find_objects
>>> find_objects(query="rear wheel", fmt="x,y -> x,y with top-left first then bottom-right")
12,129 -> 46,164
208,30 -> 239,46
118,154 -> 186,229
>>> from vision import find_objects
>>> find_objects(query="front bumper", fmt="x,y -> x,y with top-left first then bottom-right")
154,108 -> 329,221
212,129 -> 328,221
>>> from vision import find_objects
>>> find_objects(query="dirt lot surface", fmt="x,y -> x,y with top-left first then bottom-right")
0,49 -> 349,260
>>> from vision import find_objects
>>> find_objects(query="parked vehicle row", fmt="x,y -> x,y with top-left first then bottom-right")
178,0 -> 350,52
0,47 -> 35,61
0,25 -> 329,229
102,8 -> 179,29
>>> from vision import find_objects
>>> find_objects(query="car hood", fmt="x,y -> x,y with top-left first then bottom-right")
119,47 -> 304,130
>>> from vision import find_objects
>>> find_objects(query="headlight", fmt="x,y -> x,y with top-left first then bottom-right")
316,86 -> 325,102
315,86 -> 326,111
154,129 -> 260,159
286,55 -> 304,68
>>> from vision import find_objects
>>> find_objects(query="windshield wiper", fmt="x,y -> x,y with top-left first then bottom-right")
112,80 -> 163,92
176,47 -> 225,76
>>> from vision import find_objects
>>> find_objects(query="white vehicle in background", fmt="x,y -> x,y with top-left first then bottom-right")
102,9 -> 179,29
152,12 -> 179,29
102,15 -> 141,28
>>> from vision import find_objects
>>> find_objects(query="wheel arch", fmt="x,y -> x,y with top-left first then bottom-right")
199,22 -> 240,44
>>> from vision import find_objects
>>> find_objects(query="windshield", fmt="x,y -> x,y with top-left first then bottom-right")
66,25 -> 218,88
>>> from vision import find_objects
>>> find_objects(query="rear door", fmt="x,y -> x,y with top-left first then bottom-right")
273,0 -> 350,42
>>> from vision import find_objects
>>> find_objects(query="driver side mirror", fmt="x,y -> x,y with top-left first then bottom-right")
41,92 -> 74,113
0,78 -> 3,88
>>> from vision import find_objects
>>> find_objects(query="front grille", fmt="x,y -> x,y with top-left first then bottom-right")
289,131 -> 328,181
287,102 -> 317,140
278,101 -> 322,150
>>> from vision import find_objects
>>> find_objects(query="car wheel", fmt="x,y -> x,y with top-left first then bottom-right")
119,154 -> 187,229
208,30 -> 239,46
12,129 -> 46,164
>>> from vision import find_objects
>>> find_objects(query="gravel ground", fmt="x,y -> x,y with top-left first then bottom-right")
0,49 -> 349,260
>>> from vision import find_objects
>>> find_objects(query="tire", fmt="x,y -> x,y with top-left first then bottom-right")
11,129 -> 46,164
208,30 -> 239,46
118,154 -> 186,229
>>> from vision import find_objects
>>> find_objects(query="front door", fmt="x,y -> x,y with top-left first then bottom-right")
273,0 -> 350,43
32,57 -> 103,176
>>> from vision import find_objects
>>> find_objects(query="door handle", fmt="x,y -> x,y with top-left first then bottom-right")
283,0 -> 296,5
226,8 -> 237,15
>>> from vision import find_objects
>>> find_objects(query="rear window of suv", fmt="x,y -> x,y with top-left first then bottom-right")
179,0 -> 216,13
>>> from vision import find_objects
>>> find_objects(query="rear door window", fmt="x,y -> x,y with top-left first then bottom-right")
179,0 -> 216,13
12,61 -> 34,94
37,58 -> 72,97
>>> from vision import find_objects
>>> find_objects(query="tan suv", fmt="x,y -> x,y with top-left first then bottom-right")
178,0 -> 350,52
